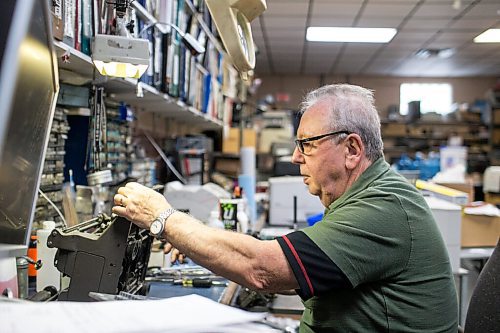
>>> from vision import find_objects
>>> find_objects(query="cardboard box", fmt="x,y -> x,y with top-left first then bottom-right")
382,123 -> 407,137
436,182 -> 474,204
222,128 -> 256,154
213,157 -> 240,177
485,192 -> 500,205
461,214 -> 500,247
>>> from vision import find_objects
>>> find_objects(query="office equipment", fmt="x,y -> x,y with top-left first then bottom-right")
268,176 -> 324,226
424,196 -> 462,273
0,0 -> 59,298
48,214 -> 153,301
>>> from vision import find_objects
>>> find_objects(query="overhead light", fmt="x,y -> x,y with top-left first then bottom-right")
92,34 -> 149,78
306,27 -> 397,43
474,29 -> 500,43
414,48 -> 455,59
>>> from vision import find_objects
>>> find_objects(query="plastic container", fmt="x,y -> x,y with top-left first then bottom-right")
36,221 -> 60,292
207,210 -> 224,230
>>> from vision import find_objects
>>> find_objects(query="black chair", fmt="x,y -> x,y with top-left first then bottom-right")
462,239 -> 500,332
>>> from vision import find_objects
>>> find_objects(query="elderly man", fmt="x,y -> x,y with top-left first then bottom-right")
113,84 -> 458,332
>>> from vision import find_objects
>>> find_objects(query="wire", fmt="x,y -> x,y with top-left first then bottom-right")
38,189 -> 67,228
144,132 -> 187,184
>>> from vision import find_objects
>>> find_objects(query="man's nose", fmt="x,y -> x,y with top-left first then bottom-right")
291,146 -> 304,164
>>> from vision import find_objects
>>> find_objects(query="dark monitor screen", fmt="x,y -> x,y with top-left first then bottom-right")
0,0 -> 59,254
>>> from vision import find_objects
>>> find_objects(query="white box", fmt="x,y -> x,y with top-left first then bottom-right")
425,196 -> 462,273
269,176 -> 324,226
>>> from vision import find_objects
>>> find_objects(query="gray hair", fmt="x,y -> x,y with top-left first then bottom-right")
299,84 -> 384,162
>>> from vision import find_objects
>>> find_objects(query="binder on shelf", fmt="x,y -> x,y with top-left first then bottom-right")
81,0 -> 92,55
63,0 -> 76,48
74,0 -> 82,51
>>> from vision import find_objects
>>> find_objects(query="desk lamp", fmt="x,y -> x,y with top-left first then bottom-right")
92,0 -> 149,79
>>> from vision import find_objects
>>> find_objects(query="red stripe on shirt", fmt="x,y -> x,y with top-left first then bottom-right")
282,235 -> 314,296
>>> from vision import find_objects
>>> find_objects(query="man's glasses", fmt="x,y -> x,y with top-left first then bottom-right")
294,130 -> 351,155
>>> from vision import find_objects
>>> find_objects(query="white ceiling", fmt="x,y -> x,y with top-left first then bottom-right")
250,0 -> 500,77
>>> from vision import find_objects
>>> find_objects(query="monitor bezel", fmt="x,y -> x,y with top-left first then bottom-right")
0,0 -> 59,257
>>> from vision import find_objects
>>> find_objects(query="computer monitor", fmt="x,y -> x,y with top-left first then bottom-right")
0,0 -> 59,258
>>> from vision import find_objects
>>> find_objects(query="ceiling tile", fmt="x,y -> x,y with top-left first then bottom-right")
355,17 -> 403,27
303,62 -> 333,75
362,3 -> 416,16
378,48 -> 415,58
447,17 -> 499,30
306,43 -> 344,56
335,60 -> 370,74
413,4 -> 464,18
273,59 -> 302,74
312,2 -> 364,17
261,16 -> 306,29
464,3 -> 500,18
394,30 -> 438,41
267,39 -> 305,48
266,28 -> 305,39
309,16 -> 355,26
249,0 -> 500,77
404,18 -> 451,30
264,2 -> 310,16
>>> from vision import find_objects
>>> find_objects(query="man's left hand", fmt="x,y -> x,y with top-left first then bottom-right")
112,182 -> 170,230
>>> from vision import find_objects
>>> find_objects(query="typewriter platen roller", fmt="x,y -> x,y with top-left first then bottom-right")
47,214 -> 153,301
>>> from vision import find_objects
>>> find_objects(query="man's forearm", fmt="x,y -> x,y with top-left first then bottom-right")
164,211 -> 298,292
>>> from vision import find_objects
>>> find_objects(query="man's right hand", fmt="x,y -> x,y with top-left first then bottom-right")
163,242 -> 186,264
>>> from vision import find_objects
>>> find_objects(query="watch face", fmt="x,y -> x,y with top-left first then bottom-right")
150,220 -> 163,235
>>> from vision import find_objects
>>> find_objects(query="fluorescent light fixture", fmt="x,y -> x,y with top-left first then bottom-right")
307,27 -> 397,43
92,34 -> 149,78
474,29 -> 500,43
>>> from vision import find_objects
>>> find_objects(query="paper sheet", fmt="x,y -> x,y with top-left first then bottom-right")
0,294 -> 265,333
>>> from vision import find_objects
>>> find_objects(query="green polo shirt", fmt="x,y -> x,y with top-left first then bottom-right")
300,158 -> 458,332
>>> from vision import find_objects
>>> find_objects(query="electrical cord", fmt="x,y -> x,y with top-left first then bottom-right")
38,188 -> 67,228
144,132 -> 187,184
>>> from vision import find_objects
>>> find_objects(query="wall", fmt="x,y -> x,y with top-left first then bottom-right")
256,75 -> 498,117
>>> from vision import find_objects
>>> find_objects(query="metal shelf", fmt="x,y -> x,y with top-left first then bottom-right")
53,40 -> 223,130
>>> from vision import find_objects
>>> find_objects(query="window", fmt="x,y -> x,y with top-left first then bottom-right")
400,83 -> 453,115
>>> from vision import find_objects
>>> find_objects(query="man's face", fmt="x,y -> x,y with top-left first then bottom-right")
292,100 -> 347,207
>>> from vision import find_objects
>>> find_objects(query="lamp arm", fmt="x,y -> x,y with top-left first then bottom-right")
139,22 -> 184,39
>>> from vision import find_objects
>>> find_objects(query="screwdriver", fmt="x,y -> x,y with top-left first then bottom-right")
174,278 -> 213,288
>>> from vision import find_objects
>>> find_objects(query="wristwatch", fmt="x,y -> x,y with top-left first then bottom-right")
150,208 -> 177,239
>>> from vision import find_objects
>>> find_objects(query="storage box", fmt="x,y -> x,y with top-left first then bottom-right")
222,128 -> 256,154
461,214 -> 500,247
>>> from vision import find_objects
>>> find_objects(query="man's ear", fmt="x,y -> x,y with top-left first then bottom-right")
344,134 -> 364,170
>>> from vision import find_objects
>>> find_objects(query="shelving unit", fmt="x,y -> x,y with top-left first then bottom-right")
381,120 -> 490,172
53,40 -> 224,133
490,107 -> 500,165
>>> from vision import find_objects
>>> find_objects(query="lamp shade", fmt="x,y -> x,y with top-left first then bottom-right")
92,34 -> 149,78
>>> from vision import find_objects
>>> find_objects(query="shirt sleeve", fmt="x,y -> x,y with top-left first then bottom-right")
276,231 -> 351,300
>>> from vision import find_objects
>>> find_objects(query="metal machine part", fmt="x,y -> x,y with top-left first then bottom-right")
47,214 -> 153,301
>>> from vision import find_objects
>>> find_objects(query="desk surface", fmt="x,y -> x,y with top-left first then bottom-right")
148,282 -> 227,302
460,247 -> 495,260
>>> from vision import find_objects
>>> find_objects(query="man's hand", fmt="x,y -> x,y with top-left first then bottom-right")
163,242 -> 186,264
112,182 -> 170,230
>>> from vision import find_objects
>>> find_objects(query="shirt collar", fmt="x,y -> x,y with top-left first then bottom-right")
326,157 -> 390,213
